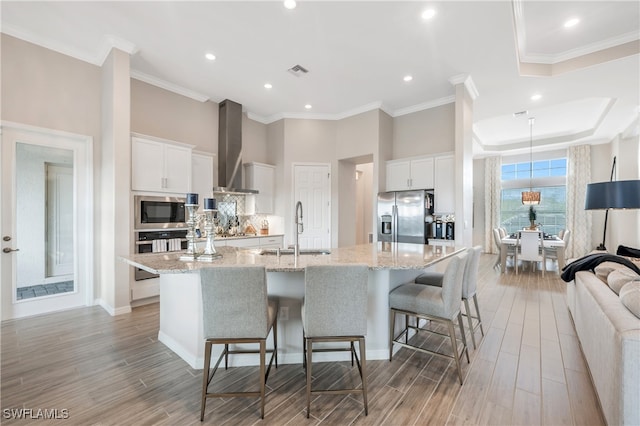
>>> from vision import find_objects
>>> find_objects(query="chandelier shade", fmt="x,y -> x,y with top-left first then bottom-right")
521,190 -> 541,205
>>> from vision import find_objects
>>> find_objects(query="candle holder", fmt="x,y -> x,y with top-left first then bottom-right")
179,204 -> 200,261
198,209 -> 222,262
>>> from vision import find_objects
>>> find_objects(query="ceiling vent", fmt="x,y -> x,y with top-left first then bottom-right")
287,64 -> 309,77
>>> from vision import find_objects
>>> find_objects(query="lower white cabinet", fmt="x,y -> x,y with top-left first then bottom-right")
226,238 -> 261,248
259,236 -> 283,248
131,278 -> 160,301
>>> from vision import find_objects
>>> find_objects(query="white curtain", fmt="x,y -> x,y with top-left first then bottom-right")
484,156 -> 502,254
566,145 -> 591,258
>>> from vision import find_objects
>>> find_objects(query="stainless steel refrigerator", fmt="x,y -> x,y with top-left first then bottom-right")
378,190 -> 434,244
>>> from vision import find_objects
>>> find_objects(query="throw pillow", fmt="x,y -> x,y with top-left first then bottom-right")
617,245 -> 640,258
619,281 -> 640,319
594,261 -> 629,283
608,268 -> 640,295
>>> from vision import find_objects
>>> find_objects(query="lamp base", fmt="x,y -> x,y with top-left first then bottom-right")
595,243 -> 607,252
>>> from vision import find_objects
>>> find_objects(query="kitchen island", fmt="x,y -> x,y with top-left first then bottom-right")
121,242 -> 465,369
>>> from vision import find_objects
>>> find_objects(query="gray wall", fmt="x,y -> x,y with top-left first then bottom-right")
392,103 -> 455,159
1,35 -> 102,139
130,79 -> 218,153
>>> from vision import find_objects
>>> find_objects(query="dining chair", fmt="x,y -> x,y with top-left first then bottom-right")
302,264 -> 369,418
199,266 -> 278,420
515,230 -> 546,275
494,227 -> 515,270
389,251 -> 469,384
545,229 -> 570,271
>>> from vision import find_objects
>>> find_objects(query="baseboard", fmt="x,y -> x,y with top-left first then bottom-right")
96,299 -> 132,316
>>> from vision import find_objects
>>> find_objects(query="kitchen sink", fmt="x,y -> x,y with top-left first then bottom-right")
259,248 -> 331,256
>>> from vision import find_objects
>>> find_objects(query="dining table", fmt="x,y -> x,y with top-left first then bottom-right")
500,233 -> 565,273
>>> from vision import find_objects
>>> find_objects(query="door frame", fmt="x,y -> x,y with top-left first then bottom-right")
1,121 -> 94,320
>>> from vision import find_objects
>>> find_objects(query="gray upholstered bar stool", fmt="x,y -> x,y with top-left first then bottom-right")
389,251 -> 469,384
302,264 -> 369,418
414,246 -> 484,349
199,266 -> 278,421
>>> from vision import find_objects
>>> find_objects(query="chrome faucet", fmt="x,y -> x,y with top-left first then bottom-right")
294,201 -> 304,256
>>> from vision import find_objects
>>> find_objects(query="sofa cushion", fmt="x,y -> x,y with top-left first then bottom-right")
595,261 -> 629,283
608,268 -> 640,295
619,281 -> 640,318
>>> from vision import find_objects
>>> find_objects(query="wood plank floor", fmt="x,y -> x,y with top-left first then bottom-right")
1,254 -> 605,425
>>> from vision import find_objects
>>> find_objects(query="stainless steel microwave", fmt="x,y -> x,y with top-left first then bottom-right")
134,195 -> 187,229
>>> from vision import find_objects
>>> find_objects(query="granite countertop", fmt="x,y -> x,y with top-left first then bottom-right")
121,242 -> 466,274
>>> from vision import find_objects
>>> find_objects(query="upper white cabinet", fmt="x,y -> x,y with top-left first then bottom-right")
132,136 -> 193,193
434,154 -> 455,214
244,162 -> 276,214
386,156 -> 434,191
192,152 -> 214,208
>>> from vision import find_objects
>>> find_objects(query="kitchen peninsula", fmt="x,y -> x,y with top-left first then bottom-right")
121,242 -> 465,369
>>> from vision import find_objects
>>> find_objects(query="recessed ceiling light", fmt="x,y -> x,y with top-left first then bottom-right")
264,83 -> 273,89
421,8 -> 436,20
284,0 -> 296,10
304,104 -> 312,109
531,93 -> 542,101
205,53 -> 216,61
564,18 -> 580,28
403,75 -> 413,82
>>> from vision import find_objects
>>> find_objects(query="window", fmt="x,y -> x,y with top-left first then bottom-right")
500,158 -> 567,235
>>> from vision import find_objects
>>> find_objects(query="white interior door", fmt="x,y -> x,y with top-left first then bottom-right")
293,164 -> 331,249
1,123 -> 93,320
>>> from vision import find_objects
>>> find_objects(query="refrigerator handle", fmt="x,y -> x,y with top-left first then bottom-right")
392,205 -> 398,243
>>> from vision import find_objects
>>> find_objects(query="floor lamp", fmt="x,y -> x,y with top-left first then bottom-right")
584,157 -> 640,251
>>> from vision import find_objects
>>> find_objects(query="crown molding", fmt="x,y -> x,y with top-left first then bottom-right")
2,23 -> 100,65
521,31 -> 640,64
97,34 -> 138,65
448,74 -> 479,101
130,70 -> 209,102
246,97 -> 457,124
393,96 -> 455,117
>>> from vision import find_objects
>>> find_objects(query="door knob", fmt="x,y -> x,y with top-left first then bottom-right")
2,247 -> 19,253
2,236 -> 11,241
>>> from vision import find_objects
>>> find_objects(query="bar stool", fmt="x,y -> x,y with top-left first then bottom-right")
414,246 -> 484,349
302,264 -> 369,418
199,266 -> 278,421
389,251 -> 469,384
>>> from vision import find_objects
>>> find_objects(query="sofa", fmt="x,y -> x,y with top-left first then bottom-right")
566,260 -> 640,425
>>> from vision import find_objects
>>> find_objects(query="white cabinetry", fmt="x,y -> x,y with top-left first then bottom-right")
226,238 -> 260,248
244,162 -> 275,214
434,155 -> 455,214
192,152 -> 214,205
132,136 -> 192,193
259,236 -> 283,248
386,156 -> 434,191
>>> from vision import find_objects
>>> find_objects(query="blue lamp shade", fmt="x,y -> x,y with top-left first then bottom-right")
585,180 -> 640,210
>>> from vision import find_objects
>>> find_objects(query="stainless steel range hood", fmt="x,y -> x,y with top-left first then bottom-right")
213,99 -> 258,195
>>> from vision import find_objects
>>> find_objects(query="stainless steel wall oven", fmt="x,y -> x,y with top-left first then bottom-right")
134,230 -> 188,280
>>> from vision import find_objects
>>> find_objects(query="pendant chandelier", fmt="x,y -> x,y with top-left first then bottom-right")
522,117 -> 541,205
